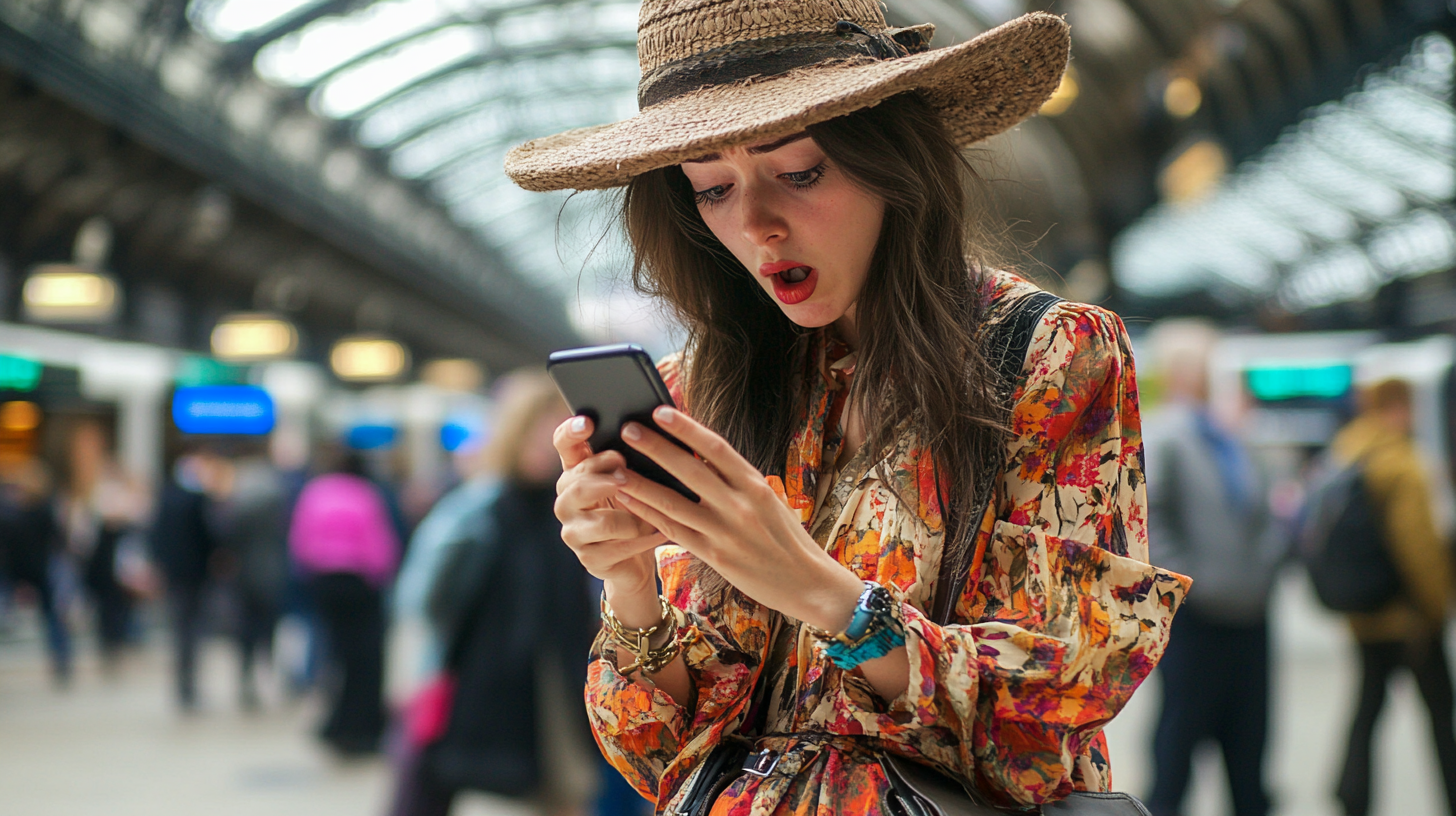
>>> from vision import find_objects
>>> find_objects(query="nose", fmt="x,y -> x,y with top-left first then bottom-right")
738,181 -> 787,249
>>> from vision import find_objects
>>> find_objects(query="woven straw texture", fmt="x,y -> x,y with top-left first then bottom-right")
505,7 -> 1070,192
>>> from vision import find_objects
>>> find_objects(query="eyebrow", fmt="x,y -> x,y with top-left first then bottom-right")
683,132 -> 812,163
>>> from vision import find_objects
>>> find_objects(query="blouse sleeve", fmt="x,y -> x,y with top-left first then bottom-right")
585,547 -> 773,802
584,352 -> 775,803
819,302 -> 1191,806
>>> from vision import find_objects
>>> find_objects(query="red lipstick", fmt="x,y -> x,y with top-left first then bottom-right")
758,260 -> 818,305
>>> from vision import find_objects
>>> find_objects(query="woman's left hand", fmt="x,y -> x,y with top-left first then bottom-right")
613,406 -> 865,632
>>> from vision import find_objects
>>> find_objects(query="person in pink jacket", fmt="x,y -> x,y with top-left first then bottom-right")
290,450 -> 400,755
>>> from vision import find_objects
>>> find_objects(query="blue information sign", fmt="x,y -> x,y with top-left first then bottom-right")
173,385 -> 275,435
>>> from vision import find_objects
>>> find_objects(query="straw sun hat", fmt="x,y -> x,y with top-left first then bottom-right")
504,0 -> 1070,192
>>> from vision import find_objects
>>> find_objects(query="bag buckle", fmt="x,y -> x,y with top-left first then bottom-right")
742,748 -> 780,777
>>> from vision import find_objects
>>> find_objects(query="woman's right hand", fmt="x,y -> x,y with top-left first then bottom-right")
554,416 -> 666,624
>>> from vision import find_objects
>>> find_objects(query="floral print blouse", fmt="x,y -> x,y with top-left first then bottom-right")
585,271 -> 1191,814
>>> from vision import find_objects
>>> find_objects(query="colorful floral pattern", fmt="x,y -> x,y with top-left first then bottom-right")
584,271 -> 1191,814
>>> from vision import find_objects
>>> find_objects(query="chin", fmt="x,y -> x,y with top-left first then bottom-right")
777,302 -> 844,329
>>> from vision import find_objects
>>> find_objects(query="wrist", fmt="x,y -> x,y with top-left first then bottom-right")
798,563 -> 871,633
603,578 -> 664,631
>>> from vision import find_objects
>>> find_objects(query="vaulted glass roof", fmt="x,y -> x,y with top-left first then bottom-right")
188,0 -> 654,343
1113,32 -> 1456,312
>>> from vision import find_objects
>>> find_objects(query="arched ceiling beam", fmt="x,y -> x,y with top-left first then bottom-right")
359,74 -> 633,151
346,42 -> 634,124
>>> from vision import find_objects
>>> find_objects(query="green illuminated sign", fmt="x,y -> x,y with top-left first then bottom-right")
1246,363 -> 1353,402
175,356 -> 248,387
0,354 -> 42,391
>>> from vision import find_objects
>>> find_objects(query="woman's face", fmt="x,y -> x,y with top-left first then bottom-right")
678,133 -> 885,332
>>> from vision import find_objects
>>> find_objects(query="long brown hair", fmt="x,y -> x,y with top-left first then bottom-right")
622,92 -> 1008,588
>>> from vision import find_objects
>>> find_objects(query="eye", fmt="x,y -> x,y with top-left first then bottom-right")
782,163 -> 826,188
693,183 -> 732,207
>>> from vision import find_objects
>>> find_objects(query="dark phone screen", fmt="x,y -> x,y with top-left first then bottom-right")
548,346 -> 697,501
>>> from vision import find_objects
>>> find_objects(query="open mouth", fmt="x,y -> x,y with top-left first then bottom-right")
769,265 -> 818,305
778,266 -> 811,284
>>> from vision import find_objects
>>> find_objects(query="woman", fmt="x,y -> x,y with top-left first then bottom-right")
508,2 -> 1190,812
290,449 -> 399,755
390,372 -> 600,816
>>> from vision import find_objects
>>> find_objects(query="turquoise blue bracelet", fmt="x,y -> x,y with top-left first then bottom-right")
811,582 -> 907,671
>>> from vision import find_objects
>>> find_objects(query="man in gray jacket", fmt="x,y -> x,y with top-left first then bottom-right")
1143,320 -> 1286,816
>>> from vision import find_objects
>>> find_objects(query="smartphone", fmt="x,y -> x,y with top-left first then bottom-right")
547,344 -> 698,501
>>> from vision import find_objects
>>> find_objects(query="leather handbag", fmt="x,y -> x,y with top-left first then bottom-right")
879,753 -> 1151,816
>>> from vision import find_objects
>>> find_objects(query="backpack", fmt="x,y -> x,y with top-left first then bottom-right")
1297,452 -> 1402,613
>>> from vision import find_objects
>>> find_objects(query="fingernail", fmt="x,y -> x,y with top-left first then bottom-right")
612,470 -> 627,484
571,417 -> 586,434
617,492 -> 632,504
622,423 -> 641,441
655,406 -> 676,424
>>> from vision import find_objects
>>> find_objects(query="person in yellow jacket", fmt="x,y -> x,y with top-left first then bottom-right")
1330,378 -> 1456,816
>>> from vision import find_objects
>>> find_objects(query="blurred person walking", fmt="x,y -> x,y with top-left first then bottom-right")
290,448 -> 400,755
59,419 -> 148,673
149,448 -> 217,711
1328,379 -> 1456,816
1143,321 -> 1283,816
389,372 -> 599,816
0,458 -> 73,685
206,444 -> 288,711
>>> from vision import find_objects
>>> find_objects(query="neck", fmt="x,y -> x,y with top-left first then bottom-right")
833,306 -> 860,349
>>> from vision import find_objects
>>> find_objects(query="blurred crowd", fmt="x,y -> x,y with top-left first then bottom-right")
3,326 -> 1456,816
0,372 -> 647,816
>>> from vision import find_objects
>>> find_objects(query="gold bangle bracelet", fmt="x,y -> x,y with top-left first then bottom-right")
602,594 -> 684,675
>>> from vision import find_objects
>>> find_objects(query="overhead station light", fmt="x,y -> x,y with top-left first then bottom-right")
1039,66 -> 1079,116
421,358 -> 483,392
211,312 -> 299,361
1164,76 -> 1203,119
0,401 -> 42,432
22,264 -> 121,323
330,334 -> 410,383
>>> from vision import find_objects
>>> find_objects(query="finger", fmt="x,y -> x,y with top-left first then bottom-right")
617,473 -> 710,550
556,471 -> 627,515
576,534 -> 666,574
651,406 -> 763,490
621,421 -> 735,502
563,507 -> 658,547
553,415 -> 597,470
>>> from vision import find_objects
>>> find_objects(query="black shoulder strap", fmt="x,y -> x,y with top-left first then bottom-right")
929,290 -> 1063,625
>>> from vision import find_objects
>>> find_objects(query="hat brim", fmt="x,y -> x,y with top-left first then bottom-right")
505,12 -> 1070,192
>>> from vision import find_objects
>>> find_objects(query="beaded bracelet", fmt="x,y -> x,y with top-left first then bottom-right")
807,582 -> 907,671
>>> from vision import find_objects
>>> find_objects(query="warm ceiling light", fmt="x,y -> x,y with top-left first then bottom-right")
421,358 -> 484,392
22,264 -> 120,323
1039,67 -> 1080,116
211,313 -> 299,361
330,334 -> 410,382
1164,76 -> 1203,119
1159,140 -> 1228,204
0,401 -> 41,432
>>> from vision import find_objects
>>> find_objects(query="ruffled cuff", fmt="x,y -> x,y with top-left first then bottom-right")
590,632 -> 686,739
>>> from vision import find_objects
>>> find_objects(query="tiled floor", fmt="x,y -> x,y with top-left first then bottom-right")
0,616 -> 530,816
0,570 -> 1450,816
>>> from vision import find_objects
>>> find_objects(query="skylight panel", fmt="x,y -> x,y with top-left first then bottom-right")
314,25 -> 488,118
256,0 -> 458,87
188,0 -> 328,42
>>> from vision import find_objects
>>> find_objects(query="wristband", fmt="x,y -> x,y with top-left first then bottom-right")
807,581 -> 907,670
